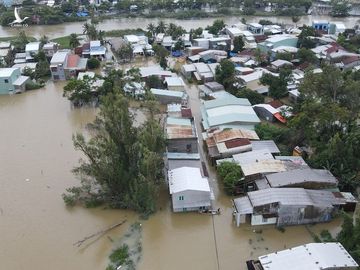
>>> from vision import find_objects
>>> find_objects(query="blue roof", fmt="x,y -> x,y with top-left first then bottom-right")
207,113 -> 260,126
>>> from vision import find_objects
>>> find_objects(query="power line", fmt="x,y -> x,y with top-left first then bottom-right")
211,214 -> 220,270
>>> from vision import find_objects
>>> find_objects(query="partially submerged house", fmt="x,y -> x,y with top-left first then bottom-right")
168,167 -> 211,212
25,42 -> 41,62
150,88 -> 188,105
165,76 -> 185,91
201,95 -> 260,131
247,242 -> 358,270
166,116 -> 198,154
0,68 -> 29,94
50,50 -> 87,80
233,187 -> 346,227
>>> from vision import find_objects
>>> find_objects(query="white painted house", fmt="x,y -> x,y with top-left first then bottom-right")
168,167 -> 211,212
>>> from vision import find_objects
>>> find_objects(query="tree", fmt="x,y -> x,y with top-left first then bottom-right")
190,27 -> 203,40
173,40 -> 184,51
12,31 -> 29,52
233,36 -> 244,53
69,33 -> 80,49
331,0 -> 351,17
276,52 -> 292,61
206,19 -> 225,35
217,161 -> 244,195
62,93 -> 165,215
236,88 -> 265,105
147,23 -> 156,38
260,68 -> 291,99
146,75 -> 164,89
40,35 -> 49,46
63,78 -> 93,106
159,56 -> 167,69
156,21 -> 167,34
297,48 -> 317,64
297,25 -> 317,49
215,59 -> 235,88
34,51 -> 50,79
291,16 -> 300,26
83,22 -> 99,40
87,58 -> 100,69
166,23 -> 185,40
116,43 -> 133,63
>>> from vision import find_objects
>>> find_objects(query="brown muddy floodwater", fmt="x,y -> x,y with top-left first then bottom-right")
0,15 -> 359,39
0,81 -> 342,270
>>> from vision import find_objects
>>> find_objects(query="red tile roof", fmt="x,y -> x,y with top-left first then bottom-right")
342,55 -> 360,65
66,54 -> 80,68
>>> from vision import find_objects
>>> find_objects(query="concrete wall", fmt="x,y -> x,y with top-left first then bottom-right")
251,214 -> 277,226
0,69 -> 21,94
172,190 -> 211,212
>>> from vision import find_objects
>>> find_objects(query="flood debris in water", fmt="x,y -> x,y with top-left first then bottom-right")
107,222 -> 143,270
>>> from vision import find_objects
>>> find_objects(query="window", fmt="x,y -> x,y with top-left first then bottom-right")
51,67 -> 58,72
53,75 -> 60,80
4,79 -> 8,83
178,196 -> 184,201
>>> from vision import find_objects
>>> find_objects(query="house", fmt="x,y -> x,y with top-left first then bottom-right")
165,77 -> 185,91
338,55 -> 360,70
43,42 -> 59,58
14,53 -> 26,64
166,116 -> 198,154
123,81 -> 146,98
247,23 -> 264,35
225,27 -> 243,39
233,187 -> 346,227
150,88 -> 188,105
237,68 -> 277,94
181,64 -> 196,79
167,152 -> 202,172
168,167 -> 211,212
204,128 -> 259,163
204,82 -> 224,92
247,242 -> 358,270
50,50 -> 87,81
89,40 -> 106,59
0,42 -> 11,65
253,104 -> 287,123
25,42 -> 41,62
12,62 -> 38,74
193,62 -> 213,82
270,59 -> 293,71
263,168 -> 338,189
201,95 -> 260,131
257,35 -> 298,53
0,68 -> 29,94
312,20 -> 330,32
139,65 -> 174,79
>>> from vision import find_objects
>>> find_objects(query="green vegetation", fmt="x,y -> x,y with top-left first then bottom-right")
51,36 -> 72,49
62,92 -> 165,216
153,44 -> 169,69
105,28 -> 145,37
289,65 -> 360,191
236,88 -> 265,105
87,58 -> 100,69
116,43 -> 133,63
233,36 -> 245,53
315,212 -> 360,264
217,161 -> 244,195
215,59 -> 235,89
297,47 -> 317,64
260,67 -> 291,99
331,0 -> 351,17
297,26 -> 317,49
206,19 -> 225,35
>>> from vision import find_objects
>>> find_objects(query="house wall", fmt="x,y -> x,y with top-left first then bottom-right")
50,64 -> 66,81
251,214 -> 277,225
168,85 -> 185,92
167,138 -> 199,153
172,190 -> 211,212
0,69 -> 21,94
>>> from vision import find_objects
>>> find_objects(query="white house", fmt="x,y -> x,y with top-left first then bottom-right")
168,167 -> 211,212
165,76 -> 185,91
25,42 -> 41,62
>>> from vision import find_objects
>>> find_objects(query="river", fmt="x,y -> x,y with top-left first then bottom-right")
0,14 -> 359,39
0,76 -> 343,269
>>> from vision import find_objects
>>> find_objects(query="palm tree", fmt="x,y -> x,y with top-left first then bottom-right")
292,16 -> 300,27
40,35 -> 49,46
156,21 -> 167,34
147,23 -> 156,37
69,33 -> 80,49
82,22 -> 90,35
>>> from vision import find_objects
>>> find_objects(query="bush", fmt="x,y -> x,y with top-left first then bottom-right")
236,88 -> 264,105
217,161 -> 244,195
87,58 -> 100,69
255,123 -> 288,143
25,80 -> 44,90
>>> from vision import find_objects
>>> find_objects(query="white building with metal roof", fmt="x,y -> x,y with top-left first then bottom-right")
168,167 -> 211,212
255,242 -> 358,270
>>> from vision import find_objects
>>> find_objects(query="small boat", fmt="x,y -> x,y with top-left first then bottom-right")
199,208 -> 221,215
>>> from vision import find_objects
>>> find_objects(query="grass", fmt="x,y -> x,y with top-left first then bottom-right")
51,36 -> 71,49
0,36 -> 37,42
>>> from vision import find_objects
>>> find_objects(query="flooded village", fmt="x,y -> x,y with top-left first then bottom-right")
1,0 -> 360,269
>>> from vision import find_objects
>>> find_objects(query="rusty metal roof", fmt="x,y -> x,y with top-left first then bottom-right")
212,128 -> 259,143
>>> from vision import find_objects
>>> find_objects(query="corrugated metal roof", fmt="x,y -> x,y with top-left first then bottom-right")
166,117 -> 195,139
258,242 -> 358,270
212,128 -> 259,142
168,167 -> 210,193
150,88 -> 184,98
0,68 -> 19,77
233,149 -> 274,166
251,140 -> 280,153
167,152 -> 200,160
233,196 -> 253,214
241,160 -> 285,176
165,76 -> 185,87
266,168 -> 338,188
203,96 -> 251,109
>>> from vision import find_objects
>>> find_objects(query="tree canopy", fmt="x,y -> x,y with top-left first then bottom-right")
63,93 -> 165,215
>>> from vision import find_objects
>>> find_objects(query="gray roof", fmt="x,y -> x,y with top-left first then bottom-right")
247,188 -> 344,208
233,149 -> 274,166
203,96 -> 251,109
266,168 -> 338,188
50,50 -> 70,64
251,140 -> 280,153
233,196 -> 253,214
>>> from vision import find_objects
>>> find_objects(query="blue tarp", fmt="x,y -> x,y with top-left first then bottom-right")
172,51 -> 183,57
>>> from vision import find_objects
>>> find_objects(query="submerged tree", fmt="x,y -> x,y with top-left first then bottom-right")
62,93 -> 165,215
